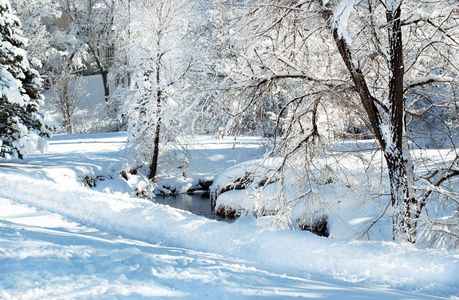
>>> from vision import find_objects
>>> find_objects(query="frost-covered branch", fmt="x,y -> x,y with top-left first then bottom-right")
405,74 -> 455,91
416,155 -> 459,215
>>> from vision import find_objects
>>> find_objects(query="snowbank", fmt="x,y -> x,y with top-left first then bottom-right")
0,171 -> 457,297
153,135 -> 266,194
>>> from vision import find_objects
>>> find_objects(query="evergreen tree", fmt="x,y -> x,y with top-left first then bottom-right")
0,0 -> 53,159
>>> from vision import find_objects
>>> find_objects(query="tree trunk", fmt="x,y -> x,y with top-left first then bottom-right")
101,68 -> 110,103
148,119 -> 161,181
385,2 -> 417,242
385,149 -> 415,241
327,0 -> 416,242
63,80 -> 73,134
87,44 -> 111,103
148,56 -> 163,181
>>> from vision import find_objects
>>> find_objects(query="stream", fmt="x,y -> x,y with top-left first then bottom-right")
151,193 -> 235,223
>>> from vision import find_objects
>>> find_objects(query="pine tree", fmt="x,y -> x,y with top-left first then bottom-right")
0,0 -> 52,159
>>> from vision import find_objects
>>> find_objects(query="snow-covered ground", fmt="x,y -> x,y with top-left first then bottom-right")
0,133 -> 458,299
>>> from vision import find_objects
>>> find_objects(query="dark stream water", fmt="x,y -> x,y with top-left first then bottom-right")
151,193 -> 235,222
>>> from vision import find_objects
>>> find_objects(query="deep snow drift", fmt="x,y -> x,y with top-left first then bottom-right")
0,133 -> 457,299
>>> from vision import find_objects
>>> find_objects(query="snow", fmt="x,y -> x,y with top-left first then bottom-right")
0,133 -> 458,299
406,74 -> 456,88
333,0 -> 356,44
0,68 -> 24,106
155,135 -> 266,195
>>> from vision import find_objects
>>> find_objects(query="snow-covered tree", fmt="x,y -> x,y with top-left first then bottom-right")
61,0 -> 118,103
49,70 -> 84,134
9,0 -> 60,70
118,0 -> 211,180
319,0 -> 459,243
209,0 -> 359,231
11,0 -> 92,134
0,0 -> 53,159
213,0 -> 459,245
